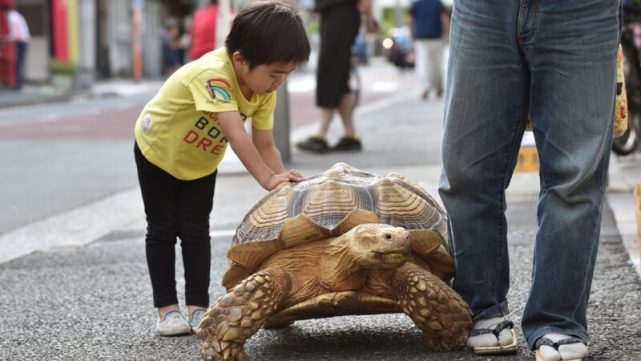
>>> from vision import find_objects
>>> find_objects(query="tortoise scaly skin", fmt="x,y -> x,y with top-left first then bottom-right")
197,164 -> 472,360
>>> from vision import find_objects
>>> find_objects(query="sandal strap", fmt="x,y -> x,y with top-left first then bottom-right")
469,320 -> 514,338
535,336 -> 585,350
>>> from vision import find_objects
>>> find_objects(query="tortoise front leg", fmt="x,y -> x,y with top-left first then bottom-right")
393,262 -> 472,351
197,268 -> 291,361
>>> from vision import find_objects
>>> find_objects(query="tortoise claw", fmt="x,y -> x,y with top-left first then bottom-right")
198,269 -> 291,360
393,263 -> 472,351
200,339 -> 247,361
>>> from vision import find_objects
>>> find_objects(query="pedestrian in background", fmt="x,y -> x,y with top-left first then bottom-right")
439,1 -> 620,360
176,21 -> 189,65
134,1 -> 310,337
296,0 -> 377,154
1,0 -> 29,90
160,17 -> 181,78
190,0 -> 218,61
409,0 -> 448,100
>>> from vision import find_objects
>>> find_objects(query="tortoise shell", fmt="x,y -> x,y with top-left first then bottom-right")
222,162 -> 452,289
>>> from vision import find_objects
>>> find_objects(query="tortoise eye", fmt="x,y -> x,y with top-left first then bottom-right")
384,233 -> 392,240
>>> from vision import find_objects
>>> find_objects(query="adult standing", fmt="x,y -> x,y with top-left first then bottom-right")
408,0 -> 448,100
438,1 -> 620,360
189,0 -> 218,61
1,0 -> 29,90
296,0 -> 377,153
161,17 -> 181,78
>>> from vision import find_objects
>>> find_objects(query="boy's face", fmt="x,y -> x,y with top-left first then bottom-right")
234,53 -> 297,96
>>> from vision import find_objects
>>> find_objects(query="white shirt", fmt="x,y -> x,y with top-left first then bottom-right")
8,10 -> 30,43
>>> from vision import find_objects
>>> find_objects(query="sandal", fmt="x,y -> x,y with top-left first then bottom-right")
296,136 -> 330,153
471,319 -> 518,354
534,337 -> 585,361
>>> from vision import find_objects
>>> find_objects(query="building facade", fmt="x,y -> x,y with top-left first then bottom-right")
4,0 -> 214,87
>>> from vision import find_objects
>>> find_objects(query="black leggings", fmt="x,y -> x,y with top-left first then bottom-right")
134,142 -> 216,308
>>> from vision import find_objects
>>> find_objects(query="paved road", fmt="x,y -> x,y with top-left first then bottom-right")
0,59 -> 414,237
2,203 -> 640,361
1,90 -> 640,360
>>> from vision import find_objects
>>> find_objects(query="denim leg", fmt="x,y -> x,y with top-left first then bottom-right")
520,0 -> 620,349
439,0 -> 528,320
414,40 -> 430,91
15,42 -> 27,90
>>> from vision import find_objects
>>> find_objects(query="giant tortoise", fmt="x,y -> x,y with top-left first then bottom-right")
197,163 -> 472,360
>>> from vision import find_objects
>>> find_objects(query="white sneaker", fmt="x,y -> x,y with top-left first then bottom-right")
155,310 -> 192,336
189,309 -> 207,334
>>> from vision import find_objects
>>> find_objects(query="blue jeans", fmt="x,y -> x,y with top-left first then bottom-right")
438,0 -> 620,350
15,42 -> 27,90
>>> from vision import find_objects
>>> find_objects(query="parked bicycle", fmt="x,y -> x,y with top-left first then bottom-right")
614,2 -> 641,155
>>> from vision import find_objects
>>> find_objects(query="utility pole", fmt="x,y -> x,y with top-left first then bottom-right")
274,83 -> 291,162
217,0 -> 232,48
132,0 -> 143,82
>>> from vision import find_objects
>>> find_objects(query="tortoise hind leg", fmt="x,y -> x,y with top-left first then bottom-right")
393,263 -> 472,351
198,268 -> 291,361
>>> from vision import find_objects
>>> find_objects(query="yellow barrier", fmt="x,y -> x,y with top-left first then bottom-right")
514,146 -> 540,173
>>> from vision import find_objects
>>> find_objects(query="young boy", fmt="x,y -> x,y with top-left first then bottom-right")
133,1 -> 310,336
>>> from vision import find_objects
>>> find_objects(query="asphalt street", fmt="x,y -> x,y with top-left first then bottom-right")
1,92 -> 640,360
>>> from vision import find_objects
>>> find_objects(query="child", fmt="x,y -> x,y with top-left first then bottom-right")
133,1 -> 310,336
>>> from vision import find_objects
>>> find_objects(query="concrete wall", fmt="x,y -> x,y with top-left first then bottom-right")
107,0 -> 132,77
78,0 -> 96,73
101,0 -> 164,79
18,0 -> 49,82
24,37 -> 48,81
142,0 -> 162,78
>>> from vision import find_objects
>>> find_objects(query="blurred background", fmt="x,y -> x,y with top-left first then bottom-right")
0,0 -> 452,90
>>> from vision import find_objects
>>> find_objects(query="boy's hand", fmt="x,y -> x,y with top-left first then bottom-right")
264,169 -> 304,191
286,168 -> 304,182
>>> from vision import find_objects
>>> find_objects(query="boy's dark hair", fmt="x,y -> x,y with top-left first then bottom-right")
225,1 -> 310,68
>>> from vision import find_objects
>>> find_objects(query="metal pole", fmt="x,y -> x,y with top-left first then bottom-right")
394,0 -> 402,27
217,0 -> 232,48
132,0 -> 143,82
274,83 -> 291,163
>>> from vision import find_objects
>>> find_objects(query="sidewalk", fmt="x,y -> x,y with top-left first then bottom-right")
607,152 -> 641,276
0,79 -> 164,109
1,83 -> 640,360
0,85 -> 71,108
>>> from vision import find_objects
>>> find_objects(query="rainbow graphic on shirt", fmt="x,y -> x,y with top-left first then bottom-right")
207,78 -> 232,102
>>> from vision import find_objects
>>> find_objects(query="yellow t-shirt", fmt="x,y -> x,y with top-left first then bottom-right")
134,47 -> 276,180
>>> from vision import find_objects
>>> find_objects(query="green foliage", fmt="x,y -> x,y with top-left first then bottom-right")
381,7 -> 410,35
306,19 -> 319,35
48,59 -> 78,76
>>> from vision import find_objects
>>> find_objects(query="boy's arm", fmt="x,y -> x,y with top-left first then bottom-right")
217,111 -> 299,190
252,127 -> 286,174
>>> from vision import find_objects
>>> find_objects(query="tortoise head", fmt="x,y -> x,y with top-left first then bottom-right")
346,223 -> 411,269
